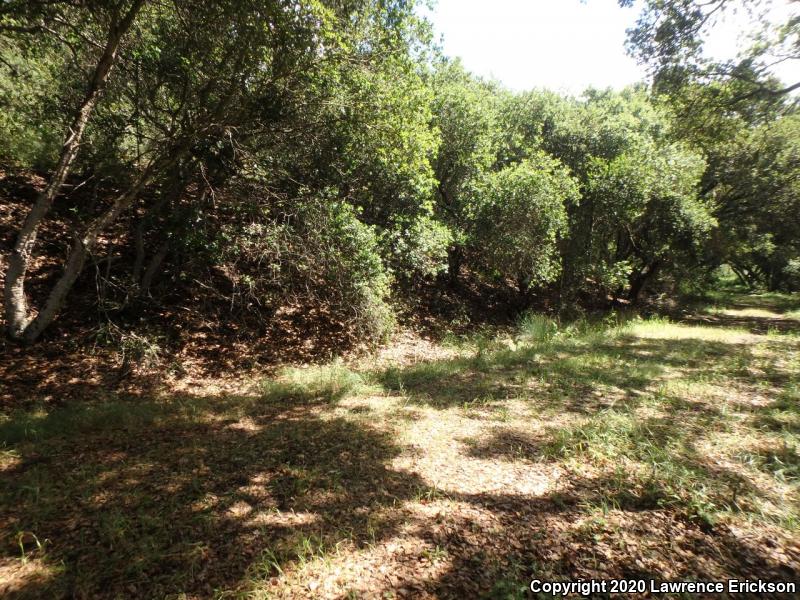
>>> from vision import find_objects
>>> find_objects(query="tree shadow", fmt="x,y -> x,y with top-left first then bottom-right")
463,410 -> 761,511
753,389 -> 800,435
3,300 -> 799,597
2,360 -> 798,598
681,313 -> 800,334
0,391 -> 429,598
678,291 -> 800,334
428,407 -> 800,596
463,428 -> 546,464
343,461 -> 799,598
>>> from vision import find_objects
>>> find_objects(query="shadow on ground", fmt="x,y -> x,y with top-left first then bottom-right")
1,392 -> 433,598
2,392 -> 796,598
378,334 -> 770,412
2,297 -> 799,598
679,291 -> 800,334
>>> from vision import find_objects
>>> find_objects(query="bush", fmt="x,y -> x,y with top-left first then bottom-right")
0,42 -> 64,168
301,200 -> 396,342
783,259 -> 800,291
217,194 -> 395,343
382,215 -> 454,279
473,153 -> 578,289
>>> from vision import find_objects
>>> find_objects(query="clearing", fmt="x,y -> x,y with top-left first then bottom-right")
1,292 -> 799,598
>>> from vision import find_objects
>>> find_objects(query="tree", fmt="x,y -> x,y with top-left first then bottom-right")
515,88 -> 713,301
709,113 -> 800,289
2,0 -> 147,341
473,153 -> 577,294
428,59 -> 502,282
622,0 -> 800,291
2,0 -> 428,342
622,0 -> 800,102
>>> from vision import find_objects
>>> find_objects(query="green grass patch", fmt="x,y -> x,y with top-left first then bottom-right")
259,362 -> 374,404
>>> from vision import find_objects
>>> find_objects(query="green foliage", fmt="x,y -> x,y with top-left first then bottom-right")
0,39 -> 64,166
430,60 -> 501,232
622,0 -> 798,104
517,313 -> 559,345
710,114 -> 800,290
1,0 -> 797,343
302,200 -> 396,342
526,89 -> 715,298
259,362 -> 370,404
382,214 -> 454,278
619,0 -> 800,293
334,52 -> 439,224
474,154 -> 576,288
217,194 -> 395,343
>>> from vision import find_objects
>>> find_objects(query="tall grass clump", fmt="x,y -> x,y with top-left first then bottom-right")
259,363 -> 369,404
517,313 -> 559,345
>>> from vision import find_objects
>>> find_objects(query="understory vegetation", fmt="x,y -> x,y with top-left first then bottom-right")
0,0 -> 797,356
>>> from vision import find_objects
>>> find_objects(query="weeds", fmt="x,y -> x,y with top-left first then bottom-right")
517,313 -> 558,345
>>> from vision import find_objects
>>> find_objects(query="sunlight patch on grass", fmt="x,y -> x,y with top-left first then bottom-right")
706,291 -> 800,314
259,362 -> 376,404
712,307 -> 785,319
0,556 -> 60,598
656,379 -> 730,406
629,320 -> 752,343
538,350 -> 800,530
745,292 -> 800,312
380,358 -> 470,391
0,447 -> 21,472
244,530 -> 345,597
517,313 -> 559,345
544,409 -> 737,526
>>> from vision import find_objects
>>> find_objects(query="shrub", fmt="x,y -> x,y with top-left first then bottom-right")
217,194 -> 395,343
301,200 -> 396,342
382,215 -> 454,279
473,153 -> 578,290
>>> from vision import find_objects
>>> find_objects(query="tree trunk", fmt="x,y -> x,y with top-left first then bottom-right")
628,259 -> 661,303
768,267 -> 783,292
132,216 -> 147,286
140,240 -> 170,296
516,274 -> 533,309
730,264 -> 750,287
135,168 -> 198,293
20,167 -> 155,342
447,245 -> 463,287
131,179 -> 178,288
3,0 -> 146,339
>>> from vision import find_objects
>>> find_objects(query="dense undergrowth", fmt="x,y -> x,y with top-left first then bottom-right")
1,1 -> 798,351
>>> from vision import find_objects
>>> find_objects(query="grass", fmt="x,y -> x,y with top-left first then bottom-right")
259,362 -> 376,404
1,291 -> 799,598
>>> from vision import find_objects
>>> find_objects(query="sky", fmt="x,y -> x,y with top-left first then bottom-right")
420,0 -> 800,94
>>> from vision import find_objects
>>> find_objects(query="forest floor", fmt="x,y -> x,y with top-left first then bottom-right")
1,291 -> 799,598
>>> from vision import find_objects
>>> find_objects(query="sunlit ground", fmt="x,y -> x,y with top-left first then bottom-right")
2,293 -> 799,598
